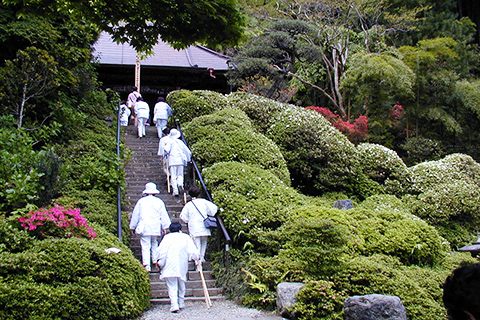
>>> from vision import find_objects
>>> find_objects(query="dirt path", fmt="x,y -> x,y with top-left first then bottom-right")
138,300 -> 284,320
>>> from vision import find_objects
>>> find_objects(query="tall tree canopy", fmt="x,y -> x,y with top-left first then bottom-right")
2,0 -> 245,52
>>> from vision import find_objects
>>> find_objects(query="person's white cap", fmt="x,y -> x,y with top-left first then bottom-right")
143,182 -> 160,194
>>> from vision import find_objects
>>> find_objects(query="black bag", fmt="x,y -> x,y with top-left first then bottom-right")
203,216 -> 218,228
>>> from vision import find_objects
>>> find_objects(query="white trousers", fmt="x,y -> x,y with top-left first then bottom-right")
137,117 -> 147,137
165,277 -> 186,310
170,165 -> 184,195
156,119 -> 168,138
194,236 -> 208,261
140,235 -> 159,267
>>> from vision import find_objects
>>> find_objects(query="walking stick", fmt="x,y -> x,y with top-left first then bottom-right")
165,159 -> 170,194
197,261 -> 212,309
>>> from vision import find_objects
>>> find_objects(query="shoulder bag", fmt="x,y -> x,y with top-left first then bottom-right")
191,200 -> 218,228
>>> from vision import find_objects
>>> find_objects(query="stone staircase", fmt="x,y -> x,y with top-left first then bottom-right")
122,125 -> 223,305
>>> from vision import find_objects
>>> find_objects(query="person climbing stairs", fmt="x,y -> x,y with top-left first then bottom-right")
122,125 -> 223,305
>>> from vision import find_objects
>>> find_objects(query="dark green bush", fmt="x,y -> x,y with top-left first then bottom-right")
293,280 -> 347,320
203,161 -> 306,246
0,124 -> 43,212
398,135 -> 445,166
330,254 -> 469,320
356,143 -> 410,194
265,106 -> 365,196
167,89 -> 228,123
0,227 -> 150,320
183,108 -> 290,183
55,138 -> 123,199
0,217 -> 34,253
226,92 -> 290,132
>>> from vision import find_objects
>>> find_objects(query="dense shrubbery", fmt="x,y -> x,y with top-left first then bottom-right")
356,143 -> 410,194
167,90 -> 480,320
183,108 -> 290,183
266,106 -> 367,196
403,153 -> 480,247
167,89 -> 228,124
203,161 -> 306,244
0,88 -> 148,318
226,92 -> 290,132
0,221 -> 150,320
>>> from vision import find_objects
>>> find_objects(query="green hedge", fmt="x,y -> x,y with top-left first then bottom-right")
0,224 -> 150,320
226,92 -> 290,132
203,161 -> 306,245
356,143 -> 410,194
183,108 -> 290,184
167,89 -> 228,123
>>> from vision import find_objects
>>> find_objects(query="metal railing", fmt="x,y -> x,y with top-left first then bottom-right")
177,127 -> 231,244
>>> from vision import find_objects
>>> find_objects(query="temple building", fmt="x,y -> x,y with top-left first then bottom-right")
92,32 -> 232,104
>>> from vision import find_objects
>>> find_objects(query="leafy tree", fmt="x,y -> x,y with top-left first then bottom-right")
0,47 -> 59,128
2,0 -> 245,52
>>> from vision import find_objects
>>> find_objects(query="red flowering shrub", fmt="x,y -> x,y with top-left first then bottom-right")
389,104 -> 405,127
18,204 -> 97,240
306,106 -> 368,143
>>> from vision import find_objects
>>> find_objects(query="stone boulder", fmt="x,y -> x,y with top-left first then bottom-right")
344,294 -> 407,320
276,282 -> 304,319
333,199 -> 354,210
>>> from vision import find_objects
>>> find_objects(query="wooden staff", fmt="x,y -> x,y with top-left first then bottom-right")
165,159 -> 170,194
197,261 -> 212,309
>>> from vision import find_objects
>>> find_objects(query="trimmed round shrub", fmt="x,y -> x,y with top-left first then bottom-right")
0,225 -> 150,320
407,153 -> 480,194
332,254 -> 447,320
404,153 -> 480,247
203,161 -> 306,244
410,180 -> 480,225
266,106 -> 366,196
226,92 -> 291,132
167,89 -> 229,123
350,206 -> 448,265
183,108 -> 290,183
356,143 -> 409,194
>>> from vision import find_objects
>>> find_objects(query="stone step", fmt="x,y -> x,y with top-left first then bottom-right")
150,295 -> 225,305
123,124 -> 224,304
151,287 -> 223,299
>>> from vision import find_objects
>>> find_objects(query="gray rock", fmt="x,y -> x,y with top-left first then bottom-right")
276,282 -> 304,319
333,199 -> 354,210
344,294 -> 407,320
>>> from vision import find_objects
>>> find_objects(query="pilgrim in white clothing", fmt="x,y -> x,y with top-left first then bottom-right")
180,186 -> 218,262
163,128 -> 191,196
154,222 -> 200,313
153,97 -> 173,138
129,182 -> 171,271
134,96 -> 150,138
119,102 -> 131,126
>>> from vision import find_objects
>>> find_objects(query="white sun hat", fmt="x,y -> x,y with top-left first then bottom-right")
169,128 -> 181,139
143,182 -> 160,194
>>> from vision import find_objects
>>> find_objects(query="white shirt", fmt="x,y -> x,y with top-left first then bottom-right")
129,195 -> 171,236
158,135 -> 171,156
164,137 -> 192,166
153,101 -> 172,122
154,232 -> 199,281
180,198 -> 218,237
120,104 -> 130,122
135,101 -> 150,119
